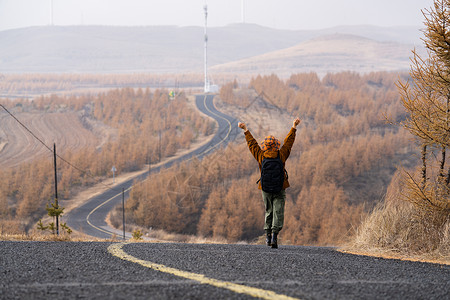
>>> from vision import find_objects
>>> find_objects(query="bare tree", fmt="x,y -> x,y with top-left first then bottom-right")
397,0 -> 450,211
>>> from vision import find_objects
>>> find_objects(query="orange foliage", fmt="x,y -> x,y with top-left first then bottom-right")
197,181 -> 264,242
118,71 -> 415,246
2,71 -> 417,246
0,87 -> 212,232
283,183 -> 365,245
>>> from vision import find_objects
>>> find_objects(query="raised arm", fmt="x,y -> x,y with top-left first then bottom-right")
238,122 -> 248,132
280,118 -> 301,161
238,122 -> 263,163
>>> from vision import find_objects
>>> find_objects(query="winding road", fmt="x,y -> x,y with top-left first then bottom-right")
3,95 -> 449,300
66,94 -> 239,239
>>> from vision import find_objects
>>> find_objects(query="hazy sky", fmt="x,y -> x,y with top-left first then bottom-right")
0,0 -> 435,32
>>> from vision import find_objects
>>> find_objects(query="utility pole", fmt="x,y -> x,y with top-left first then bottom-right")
53,143 -> 59,235
122,188 -> 125,240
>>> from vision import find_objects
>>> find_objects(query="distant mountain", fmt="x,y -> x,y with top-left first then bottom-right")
0,24 -> 425,74
211,33 -> 425,77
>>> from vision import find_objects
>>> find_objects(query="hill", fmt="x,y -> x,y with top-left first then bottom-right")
211,34 -> 421,77
0,24 -> 424,74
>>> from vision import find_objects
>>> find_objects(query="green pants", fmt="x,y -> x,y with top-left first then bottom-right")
262,189 -> 286,234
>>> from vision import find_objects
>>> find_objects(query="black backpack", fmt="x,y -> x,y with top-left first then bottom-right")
258,152 -> 287,193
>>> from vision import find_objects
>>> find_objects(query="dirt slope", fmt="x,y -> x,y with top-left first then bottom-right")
0,112 -> 99,168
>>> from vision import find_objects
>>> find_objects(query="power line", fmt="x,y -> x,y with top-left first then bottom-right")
0,91 -> 284,199
0,104 -> 122,192
0,104 -> 53,153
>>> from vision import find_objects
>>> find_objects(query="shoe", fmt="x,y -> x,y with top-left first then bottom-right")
265,232 -> 272,246
271,232 -> 278,249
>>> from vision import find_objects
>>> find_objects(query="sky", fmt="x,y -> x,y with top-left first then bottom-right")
0,0 -> 435,32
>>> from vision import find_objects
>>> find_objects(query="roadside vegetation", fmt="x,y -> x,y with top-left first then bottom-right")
1,70 -> 413,245
2,3 -> 447,261
110,71 -> 416,246
3,65 -> 446,262
345,0 -> 449,264
0,88 -> 214,234
0,73 -> 203,96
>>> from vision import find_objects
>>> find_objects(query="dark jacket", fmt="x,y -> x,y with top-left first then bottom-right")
244,127 -> 297,190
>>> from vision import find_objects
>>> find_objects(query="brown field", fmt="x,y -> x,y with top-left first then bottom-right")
0,112 -> 100,168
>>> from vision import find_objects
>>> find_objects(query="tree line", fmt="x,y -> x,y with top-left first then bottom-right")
349,0 -> 449,259
111,71 -> 416,245
0,73 -> 248,97
1,71 -> 424,245
0,88 -> 214,233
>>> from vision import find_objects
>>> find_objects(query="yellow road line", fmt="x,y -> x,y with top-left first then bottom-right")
86,96 -> 227,237
86,95 -> 231,238
86,187 -> 132,236
202,95 -> 232,152
108,242 -> 300,300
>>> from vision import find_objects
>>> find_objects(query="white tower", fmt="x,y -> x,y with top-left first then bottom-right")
204,5 -> 210,93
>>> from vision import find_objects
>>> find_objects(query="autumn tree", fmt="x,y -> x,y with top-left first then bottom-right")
397,0 -> 450,212
1,70 -> 417,244
0,86 -> 214,234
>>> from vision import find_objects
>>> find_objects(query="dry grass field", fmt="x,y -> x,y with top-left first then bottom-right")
0,111 -> 100,168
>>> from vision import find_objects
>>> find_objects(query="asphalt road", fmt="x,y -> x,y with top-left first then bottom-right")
1,241 -> 449,300
66,94 -> 239,239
